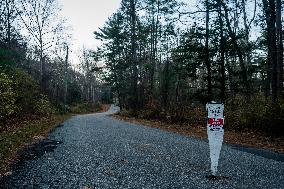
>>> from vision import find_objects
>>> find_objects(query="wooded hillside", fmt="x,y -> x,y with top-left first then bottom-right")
0,0 -> 107,129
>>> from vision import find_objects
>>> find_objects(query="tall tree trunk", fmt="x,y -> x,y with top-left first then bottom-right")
233,0 -> 239,33
222,1 -> 249,94
5,0 -> 11,45
130,0 -> 138,111
149,0 -> 160,93
39,30 -> 44,90
263,0 -> 277,101
276,0 -> 283,98
150,17 -> 154,89
162,59 -> 170,108
205,0 -> 212,98
269,0 -> 277,102
218,3 -> 226,100
241,0 -> 253,72
226,53 -> 235,95
64,45 -> 69,112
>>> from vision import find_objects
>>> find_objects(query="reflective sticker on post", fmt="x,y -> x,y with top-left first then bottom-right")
207,118 -> 224,125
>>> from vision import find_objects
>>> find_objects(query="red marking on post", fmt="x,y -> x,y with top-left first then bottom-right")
207,118 -> 224,126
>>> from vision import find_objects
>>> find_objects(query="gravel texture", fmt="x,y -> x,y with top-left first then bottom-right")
1,105 -> 284,189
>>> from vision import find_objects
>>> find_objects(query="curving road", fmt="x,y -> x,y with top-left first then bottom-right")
1,105 -> 284,189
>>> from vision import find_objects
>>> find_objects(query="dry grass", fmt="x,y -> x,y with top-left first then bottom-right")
100,104 -> 111,112
0,114 -> 72,176
0,104 -> 111,176
112,114 -> 284,154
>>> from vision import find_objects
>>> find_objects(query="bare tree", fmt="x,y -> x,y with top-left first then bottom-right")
0,0 -> 18,45
79,48 -> 99,103
128,0 -> 139,111
4,0 -> 13,44
221,1 -> 249,93
205,0 -> 212,98
16,0 -> 64,89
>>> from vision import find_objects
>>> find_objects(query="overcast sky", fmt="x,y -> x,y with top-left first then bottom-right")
59,0 -> 121,65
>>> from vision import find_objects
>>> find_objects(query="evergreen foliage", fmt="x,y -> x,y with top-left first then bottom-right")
94,0 -> 283,134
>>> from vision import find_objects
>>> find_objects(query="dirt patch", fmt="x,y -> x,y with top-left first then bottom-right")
112,114 -> 284,154
100,104 -> 111,113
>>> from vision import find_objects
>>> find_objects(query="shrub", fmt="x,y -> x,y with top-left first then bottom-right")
0,67 -> 56,127
54,103 -> 70,114
13,69 -> 41,114
70,102 -> 101,114
137,106 -> 160,119
0,72 -> 17,121
0,68 -> 52,118
129,94 -> 283,136
225,94 -> 284,136
34,95 -> 55,116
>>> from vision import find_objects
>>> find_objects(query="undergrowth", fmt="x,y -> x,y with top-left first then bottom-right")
120,94 -> 284,137
0,114 -> 72,175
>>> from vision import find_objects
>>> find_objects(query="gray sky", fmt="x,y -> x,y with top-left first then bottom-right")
59,0 -> 121,65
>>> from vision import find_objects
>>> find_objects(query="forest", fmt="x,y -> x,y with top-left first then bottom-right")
0,0 -> 283,185
0,0 -> 283,136
94,0 -> 284,136
0,0 -> 110,131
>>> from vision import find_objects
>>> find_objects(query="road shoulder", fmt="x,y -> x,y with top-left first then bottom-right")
111,114 -> 284,154
0,114 -> 72,177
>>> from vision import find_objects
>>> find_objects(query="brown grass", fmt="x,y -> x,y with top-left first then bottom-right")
112,114 -> 284,154
100,104 -> 111,112
0,114 -> 72,176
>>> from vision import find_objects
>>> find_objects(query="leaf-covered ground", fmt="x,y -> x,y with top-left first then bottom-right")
112,114 -> 284,154
0,104 -> 110,176
1,107 -> 283,188
0,114 -> 72,176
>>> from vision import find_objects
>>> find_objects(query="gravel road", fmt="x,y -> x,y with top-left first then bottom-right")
1,105 -> 284,189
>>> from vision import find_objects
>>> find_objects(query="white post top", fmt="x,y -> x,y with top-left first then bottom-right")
206,103 -> 224,118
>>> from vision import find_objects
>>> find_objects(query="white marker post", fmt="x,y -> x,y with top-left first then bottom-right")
206,102 -> 224,176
